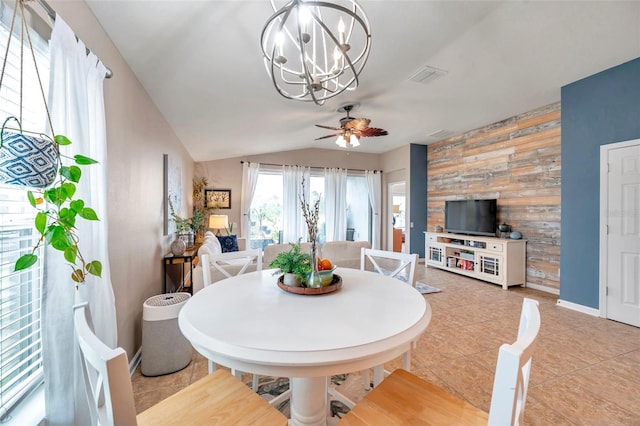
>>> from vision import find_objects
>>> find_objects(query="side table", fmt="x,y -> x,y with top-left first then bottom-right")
163,251 -> 195,294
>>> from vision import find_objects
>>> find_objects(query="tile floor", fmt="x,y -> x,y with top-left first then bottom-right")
132,266 -> 640,425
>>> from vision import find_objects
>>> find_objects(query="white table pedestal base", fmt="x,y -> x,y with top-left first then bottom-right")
290,377 -> 328,426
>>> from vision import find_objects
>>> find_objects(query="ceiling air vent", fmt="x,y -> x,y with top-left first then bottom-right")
408,66 -> 447,84
427,129 -> 454,141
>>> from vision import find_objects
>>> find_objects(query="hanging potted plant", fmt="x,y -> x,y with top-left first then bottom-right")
10,132 -> 102,283
1,1 -> 101,283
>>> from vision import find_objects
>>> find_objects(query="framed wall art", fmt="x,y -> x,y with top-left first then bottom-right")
205,189 -> 231,209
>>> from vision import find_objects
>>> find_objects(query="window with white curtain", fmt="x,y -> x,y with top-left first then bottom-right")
249,170 -> 283,249
249,169 -> 371,249
0,6 -> 49,419
345,174 -> 370,242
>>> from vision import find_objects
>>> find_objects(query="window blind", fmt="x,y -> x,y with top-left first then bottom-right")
0,2 -> 49,419
0,186 -> 43,419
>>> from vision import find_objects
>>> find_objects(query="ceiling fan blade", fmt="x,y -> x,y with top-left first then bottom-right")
315,133 -> 341,141
359,128 -> 389,137
315,124 -> 342,131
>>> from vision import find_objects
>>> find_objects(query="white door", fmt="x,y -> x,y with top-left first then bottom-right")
601,139 -> 640,326
387,181 -> 406,252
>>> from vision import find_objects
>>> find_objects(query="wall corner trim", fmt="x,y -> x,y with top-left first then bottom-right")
129,347 -> 142,376
556,299 -> 600,317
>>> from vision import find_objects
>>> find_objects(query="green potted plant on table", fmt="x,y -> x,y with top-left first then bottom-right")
190,207 -> 207,241
168,199 -> 195,252
269,242 -> 312,287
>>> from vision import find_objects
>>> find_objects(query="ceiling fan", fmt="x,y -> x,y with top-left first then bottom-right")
315,103 -> 388,148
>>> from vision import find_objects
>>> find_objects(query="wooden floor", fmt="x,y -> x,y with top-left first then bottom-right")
132,266 -> 640,425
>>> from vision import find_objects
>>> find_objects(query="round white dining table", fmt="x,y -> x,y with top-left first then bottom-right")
178,267 -> 432,426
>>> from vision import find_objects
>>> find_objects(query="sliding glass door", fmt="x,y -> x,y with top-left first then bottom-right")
248,170 -> 371,249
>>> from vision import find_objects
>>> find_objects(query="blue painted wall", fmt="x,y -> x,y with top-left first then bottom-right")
560,57 -> 640,308
410,143 -> 428,257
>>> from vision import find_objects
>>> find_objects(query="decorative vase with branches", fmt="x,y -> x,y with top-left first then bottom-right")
300,178 -> 321,288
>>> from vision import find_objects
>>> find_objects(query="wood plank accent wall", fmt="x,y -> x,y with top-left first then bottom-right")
427,102 -> 561,291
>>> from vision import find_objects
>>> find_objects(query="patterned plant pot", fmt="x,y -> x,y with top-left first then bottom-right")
0,119 -> 58,188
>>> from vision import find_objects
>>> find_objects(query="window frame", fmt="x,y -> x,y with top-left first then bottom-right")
0,5 -> 49,420
248,168 -> 372,249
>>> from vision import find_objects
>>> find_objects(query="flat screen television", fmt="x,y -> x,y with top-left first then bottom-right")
444,199 -> 497,237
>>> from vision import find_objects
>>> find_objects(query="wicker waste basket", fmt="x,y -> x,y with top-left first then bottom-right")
141,292 -> 192,376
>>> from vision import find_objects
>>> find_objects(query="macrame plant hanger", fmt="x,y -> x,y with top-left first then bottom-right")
0,0 -> 58,188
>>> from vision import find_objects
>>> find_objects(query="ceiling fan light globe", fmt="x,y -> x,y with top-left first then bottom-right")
350,134 -> 360,147
335,136 -> 347,148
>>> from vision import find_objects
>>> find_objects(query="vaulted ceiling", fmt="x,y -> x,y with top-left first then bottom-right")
87,1 -> 640,161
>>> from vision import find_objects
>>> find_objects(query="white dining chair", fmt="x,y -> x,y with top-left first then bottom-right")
207,249 -> 263,280
73,302 -> 287,426
200,252 -> 262,391
360,247 -> 418,287
339,298 -> 541,426
360,247 -> 419,389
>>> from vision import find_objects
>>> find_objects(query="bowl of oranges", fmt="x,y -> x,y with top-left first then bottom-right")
317,258 -> 336,286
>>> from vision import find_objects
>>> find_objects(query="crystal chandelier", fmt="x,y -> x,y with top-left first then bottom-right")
260,0 -> 372,106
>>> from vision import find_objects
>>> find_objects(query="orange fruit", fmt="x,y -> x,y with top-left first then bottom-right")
320,258 -> 332,270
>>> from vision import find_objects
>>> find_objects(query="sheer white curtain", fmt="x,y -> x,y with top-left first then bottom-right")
282,165 -> 309,243
43,17 -> 116,425
324,168 -> 347,241
240,162 -> 260,239
366,170 -> 382,249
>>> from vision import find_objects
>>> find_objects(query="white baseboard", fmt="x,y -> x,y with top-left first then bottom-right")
526,282 -> 560,295
557,299 -> 600,317
129,347 -> 142,376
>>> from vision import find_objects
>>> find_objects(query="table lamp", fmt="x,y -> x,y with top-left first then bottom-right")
209,214 -> 229,236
